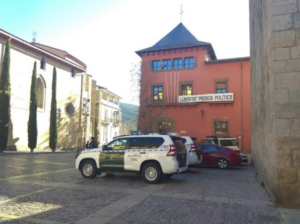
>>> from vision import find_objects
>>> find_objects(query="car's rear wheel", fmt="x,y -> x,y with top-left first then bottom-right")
80,160 -> 97,179
142,163 -> 162,184
217,158 -> 229,169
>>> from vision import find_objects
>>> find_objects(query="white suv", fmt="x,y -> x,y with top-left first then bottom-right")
181,136 -> 202,166
75,135 -> 188,184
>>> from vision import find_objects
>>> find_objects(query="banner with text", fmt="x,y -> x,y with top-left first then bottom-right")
178,93 -> 234,103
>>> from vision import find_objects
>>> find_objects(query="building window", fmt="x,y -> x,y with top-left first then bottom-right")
65,103 -> 75,116
181,85 -> 192,95
71,68 -> 75,77
162,59 -> 172,70
215,79 -> 228,93
103,126 -> 108,142
214,120 -> 229,136
152,60 -> 161,71
40,57 -> 46,70
153,86 -> 163,103
216,82 -> 227,93
184,57 -> 194,68
113,111 -> 120,124
173,58 -> 183,69
36,76 -> 46,109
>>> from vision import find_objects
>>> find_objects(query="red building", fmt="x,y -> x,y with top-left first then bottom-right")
136,23 -> 251,151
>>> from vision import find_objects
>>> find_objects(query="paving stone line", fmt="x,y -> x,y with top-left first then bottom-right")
0,212 -> 67,224
0,186 -> 56,204
9,178 -> 274,208
0,168 -> 74,182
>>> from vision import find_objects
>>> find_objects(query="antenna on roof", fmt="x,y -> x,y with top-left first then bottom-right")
179,4 -> 184,23
32,31 -> 37,43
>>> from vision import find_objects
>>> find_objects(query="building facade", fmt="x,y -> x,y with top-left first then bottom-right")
0,29 -> 90,151
136,23 -> 251,151
91,85 -> 122,146
250,0 -> 300,207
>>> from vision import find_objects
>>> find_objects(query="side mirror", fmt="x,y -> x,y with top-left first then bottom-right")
103,145 -> 107,151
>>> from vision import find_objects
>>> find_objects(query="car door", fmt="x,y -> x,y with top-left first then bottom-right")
200,144 -> 220,165
124,137 -> 148,171
100,138 -> 128,171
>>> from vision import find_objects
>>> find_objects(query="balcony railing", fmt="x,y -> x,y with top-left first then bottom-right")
102,116 -> 112,124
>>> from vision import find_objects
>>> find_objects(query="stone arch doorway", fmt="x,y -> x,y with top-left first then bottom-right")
153,116 -> 176,133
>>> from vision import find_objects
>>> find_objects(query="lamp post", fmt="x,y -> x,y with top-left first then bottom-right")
65,117 -> 70,151
201,109 -> 204,117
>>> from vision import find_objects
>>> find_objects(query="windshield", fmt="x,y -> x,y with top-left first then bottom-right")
219,139 -> 238,147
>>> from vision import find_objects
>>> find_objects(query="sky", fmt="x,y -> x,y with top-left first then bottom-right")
0,0 -> 250,105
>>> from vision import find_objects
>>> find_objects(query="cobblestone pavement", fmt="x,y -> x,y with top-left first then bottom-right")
0,153 -> 298,224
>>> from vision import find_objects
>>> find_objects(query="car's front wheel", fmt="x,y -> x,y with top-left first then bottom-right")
142,163 -> 162,184
80,160 -> 97,179
217,158 -> 229,169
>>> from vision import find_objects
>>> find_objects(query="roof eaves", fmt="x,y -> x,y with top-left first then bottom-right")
205,56 -> 250,64
0,29 -> 86,72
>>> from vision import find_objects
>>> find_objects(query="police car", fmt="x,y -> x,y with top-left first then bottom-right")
180,136 -> 202,166
75,134 -> 188,184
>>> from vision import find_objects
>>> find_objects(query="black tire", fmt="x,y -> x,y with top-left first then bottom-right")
142,163 -> 162,184
164,174 -> 173,179
217,158 -> 229,169
80,160 -> 97,179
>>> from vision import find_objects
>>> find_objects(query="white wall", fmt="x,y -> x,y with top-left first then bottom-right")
4,39 -> 83,151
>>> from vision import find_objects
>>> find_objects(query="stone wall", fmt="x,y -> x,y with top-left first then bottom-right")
250,0 -> 300,207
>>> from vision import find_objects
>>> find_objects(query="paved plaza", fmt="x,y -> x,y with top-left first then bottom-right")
0,152 -> 299,224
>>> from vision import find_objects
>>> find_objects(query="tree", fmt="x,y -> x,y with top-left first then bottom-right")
130,61 -> 166,132
0,40 -> 11,153
28,62 -> 37,152
49,67 -> 57,152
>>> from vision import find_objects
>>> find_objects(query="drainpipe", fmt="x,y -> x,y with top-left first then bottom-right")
240,59 -> 244,151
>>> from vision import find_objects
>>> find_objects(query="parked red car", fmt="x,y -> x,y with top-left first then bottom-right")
199,143 -> 242,169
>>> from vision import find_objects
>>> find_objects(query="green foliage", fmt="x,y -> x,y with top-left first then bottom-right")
28,62 -> 37,152
49,67 -> 57,151
120,102 -> 138,134
0,40 -> 11,152
120,102 -> 138,124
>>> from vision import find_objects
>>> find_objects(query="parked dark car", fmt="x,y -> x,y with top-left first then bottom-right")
199,143 -> 242,169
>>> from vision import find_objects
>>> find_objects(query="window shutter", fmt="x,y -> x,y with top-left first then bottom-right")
194,57 -> 198,67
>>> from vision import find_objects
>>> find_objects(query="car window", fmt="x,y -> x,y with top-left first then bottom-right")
106,138 -> 128,150
200,145 -> 206,151
181,138 -> 187,144
147,137 -> 165,149
220,139 -> 238,147
206,145 -> 219,152
128,137 -> 147,149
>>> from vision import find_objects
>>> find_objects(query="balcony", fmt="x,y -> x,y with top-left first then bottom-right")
102,116 -> 112,125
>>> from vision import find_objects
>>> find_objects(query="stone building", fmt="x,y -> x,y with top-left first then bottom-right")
250,0 -> 300,207
0,29 -> 91,151
136,23 -> 251,151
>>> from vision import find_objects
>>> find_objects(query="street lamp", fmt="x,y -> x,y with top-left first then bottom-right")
201,109 -> 204,117
65,117 -> 70,151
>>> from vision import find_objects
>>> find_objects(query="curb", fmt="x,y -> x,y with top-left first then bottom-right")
0,151 -> 76,156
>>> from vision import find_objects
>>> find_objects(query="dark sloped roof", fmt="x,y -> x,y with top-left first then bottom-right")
136,23 -> 216,60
